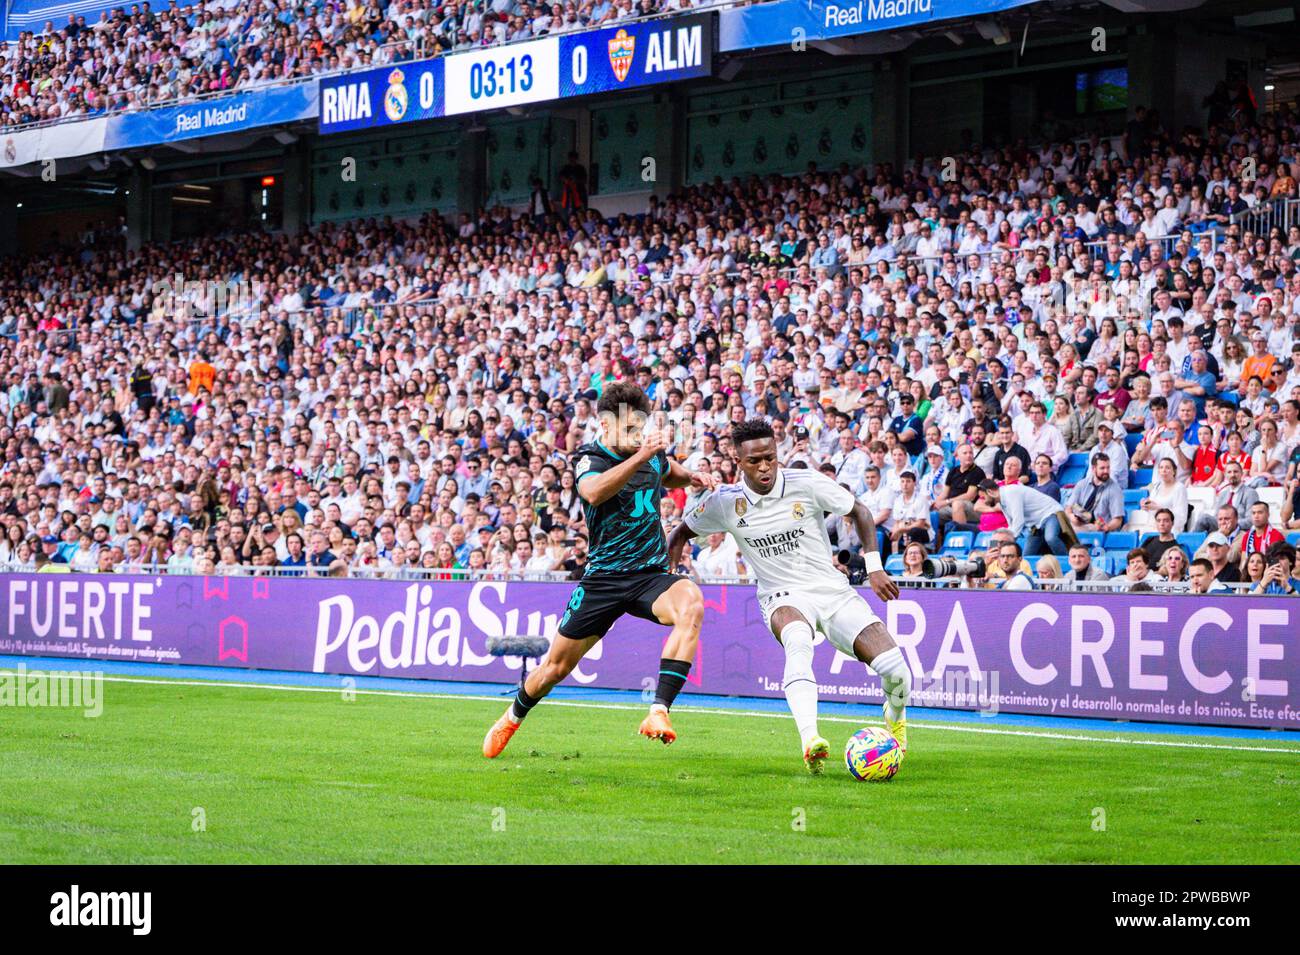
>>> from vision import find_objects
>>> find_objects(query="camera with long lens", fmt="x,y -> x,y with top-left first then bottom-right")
836,549 -> 867,585
923,554 -> 986,579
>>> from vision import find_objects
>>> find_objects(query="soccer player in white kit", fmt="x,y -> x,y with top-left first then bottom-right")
667,419 -> 914,774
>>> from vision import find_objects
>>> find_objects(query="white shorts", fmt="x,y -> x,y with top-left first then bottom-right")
757,588 -> 882,658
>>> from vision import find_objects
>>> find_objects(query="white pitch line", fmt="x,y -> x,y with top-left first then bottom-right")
19,670 -> 1300,756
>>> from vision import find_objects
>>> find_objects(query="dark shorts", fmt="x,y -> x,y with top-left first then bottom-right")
556,570 -> 683,639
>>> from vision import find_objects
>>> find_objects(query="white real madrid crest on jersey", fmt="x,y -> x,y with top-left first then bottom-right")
685,469 -> 857,607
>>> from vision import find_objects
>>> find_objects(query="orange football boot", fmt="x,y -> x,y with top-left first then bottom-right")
482,709 -> 521,758
638,707 -> 677,745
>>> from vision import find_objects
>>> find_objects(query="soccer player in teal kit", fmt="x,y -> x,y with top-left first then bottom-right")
482,381 -> 718,757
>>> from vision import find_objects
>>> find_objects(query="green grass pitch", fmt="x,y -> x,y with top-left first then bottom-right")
1,677 -> 1297,864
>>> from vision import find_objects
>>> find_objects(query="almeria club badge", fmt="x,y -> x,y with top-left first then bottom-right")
608,29 -> 635,82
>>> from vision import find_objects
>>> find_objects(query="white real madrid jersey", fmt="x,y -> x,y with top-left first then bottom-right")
685,469 -> 858,605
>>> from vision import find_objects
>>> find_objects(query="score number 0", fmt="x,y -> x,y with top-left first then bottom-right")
419,69 -> 436,110
570,45 -> 587,87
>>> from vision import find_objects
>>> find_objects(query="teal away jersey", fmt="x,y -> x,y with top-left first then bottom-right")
573,441 -> 670,576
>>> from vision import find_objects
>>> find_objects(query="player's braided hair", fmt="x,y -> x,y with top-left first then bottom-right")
730,418 -> 774,448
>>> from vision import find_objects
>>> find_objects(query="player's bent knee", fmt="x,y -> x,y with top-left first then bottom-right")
661,580 -> 704,627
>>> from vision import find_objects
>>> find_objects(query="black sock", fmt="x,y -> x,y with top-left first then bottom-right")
653,658 -> 692,710
510,685 -> 539,722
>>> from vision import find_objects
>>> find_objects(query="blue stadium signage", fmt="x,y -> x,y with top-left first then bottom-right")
102,82 -> 319,151
822,0 -> 932,30
556,14 -> 713,100
719,0 -> 1039,51
320,60 -> 445,133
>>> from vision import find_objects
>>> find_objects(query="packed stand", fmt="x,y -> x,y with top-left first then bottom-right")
0,0 -> 713,129
2,102 -> 1300,594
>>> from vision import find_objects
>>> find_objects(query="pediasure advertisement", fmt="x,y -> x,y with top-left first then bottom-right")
0,573 -> 1295,730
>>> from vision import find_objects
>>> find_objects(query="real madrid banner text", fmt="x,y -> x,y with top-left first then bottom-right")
319,13 -> 714,134
718,0 -> 1041,52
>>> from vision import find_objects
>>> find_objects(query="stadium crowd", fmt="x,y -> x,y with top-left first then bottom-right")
2,100 -> 1300,594
0,0 -> 721,129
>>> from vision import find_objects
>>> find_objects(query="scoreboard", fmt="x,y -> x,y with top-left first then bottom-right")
320,14 -> 714,134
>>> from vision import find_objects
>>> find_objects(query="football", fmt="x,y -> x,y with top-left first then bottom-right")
845,727 -> 904,781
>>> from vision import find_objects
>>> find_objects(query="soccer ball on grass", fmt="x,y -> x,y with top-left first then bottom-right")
845,727 -> 903,781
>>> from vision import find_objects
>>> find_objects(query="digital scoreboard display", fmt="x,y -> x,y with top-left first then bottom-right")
320,14 -> 714,134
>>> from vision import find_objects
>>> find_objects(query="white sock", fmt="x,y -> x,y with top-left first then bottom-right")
869,646 -> 912,724
780,620 -> 819,747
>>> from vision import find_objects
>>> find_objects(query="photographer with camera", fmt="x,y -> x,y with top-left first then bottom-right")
834,549 -> 869,586
923,528 -> 1038,589
991,540 -> 1036,591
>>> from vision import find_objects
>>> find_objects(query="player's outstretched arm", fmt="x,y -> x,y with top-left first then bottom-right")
578,431 -> 668,506
665,458 -> 719,492
848,499 -> 900,602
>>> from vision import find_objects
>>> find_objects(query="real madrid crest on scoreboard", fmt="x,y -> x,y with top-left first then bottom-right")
319,13 -> 715,134
384,70 -> 409,123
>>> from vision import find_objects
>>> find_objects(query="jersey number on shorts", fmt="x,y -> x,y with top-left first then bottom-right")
560,586 -> 585,629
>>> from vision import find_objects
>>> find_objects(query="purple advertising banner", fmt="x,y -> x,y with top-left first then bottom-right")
0,573 -> 1296,730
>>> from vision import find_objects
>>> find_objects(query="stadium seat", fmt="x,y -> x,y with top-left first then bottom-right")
973,531 -> 993,550
1132,467 -> 1153,487
885,554 -> 905,574
942,531 -> 973,556
1127,509 -> 1153,532
1104,552 -> 1129,572
1124,489 -> 1149,508
1124,431 -> 1143,455
1058,465 -> 1088,488
1287,532 -> 1300,547
1105,531 -> 1137,550
1177,532 -> 1206,554
1066,452 -> 1090,469
1138,530 -> 1158,546
1186,486 -> 1215,517
1076,531 -> 1105,551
